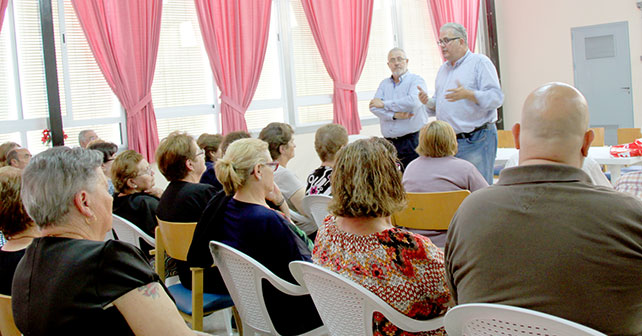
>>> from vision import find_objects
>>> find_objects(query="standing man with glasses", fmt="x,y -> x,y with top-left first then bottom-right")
370,48 -> 428,171
419,22 -> 504,184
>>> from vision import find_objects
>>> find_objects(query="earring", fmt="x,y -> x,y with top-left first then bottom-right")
132,184 -> 138,189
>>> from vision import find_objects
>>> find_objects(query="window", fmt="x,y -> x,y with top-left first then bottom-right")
0,0 -> 124,153
1,0 -> 466,152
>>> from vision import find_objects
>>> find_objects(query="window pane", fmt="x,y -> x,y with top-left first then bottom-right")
246,108 -> 284,131
289,0 -> 332,97
0,15 -> 17,120
152,0 -> 214,109
253,2 -> 282,101
355,0 -> 394,93
0,133 -> 21,145
13,0 -> 51,119
62,2 -> 120,120
156,114 -> 216,141
398,0 -> 443,93
298,104 -> 333,124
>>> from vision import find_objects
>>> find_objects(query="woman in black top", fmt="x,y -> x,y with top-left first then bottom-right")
111,150 -> 163,237
13,147 -> 196,335
0,166 -> 39,295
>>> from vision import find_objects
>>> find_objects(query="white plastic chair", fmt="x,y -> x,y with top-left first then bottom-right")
444,303 -> 607,336
111,214 -> 155,249
289,261 -> 444,336
301,195 -> 332,229
209,241 -> 328,336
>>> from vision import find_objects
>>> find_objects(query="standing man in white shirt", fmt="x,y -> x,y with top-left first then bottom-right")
370,48 -> 428,171
419,22 -> 504,184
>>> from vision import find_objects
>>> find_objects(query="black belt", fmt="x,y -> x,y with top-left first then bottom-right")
456,123 -> 491,140
385,131 -> 419,142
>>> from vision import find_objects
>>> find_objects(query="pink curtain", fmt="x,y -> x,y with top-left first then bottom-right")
0,0 -> 8,32
194,0 -> 271,134
71,1 -> 161,162
428,0 -> 480,52
301,0 -> 373,135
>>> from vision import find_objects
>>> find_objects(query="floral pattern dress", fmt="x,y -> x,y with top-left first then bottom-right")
312,216 -> 451,336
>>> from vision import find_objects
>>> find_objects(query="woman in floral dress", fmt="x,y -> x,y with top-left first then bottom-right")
312,138 -> 453,335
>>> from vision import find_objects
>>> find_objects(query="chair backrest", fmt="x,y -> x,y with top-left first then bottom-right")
589,127 -> 605,147
617,127 -> 642,144
156,218 -> 197,261
289,261 -> 444,336
497,130 -> 515,148
444,303 -> 606,336
391,190 -> 470,230
209,241 -> 311,336
301,195 -> 332,229
111,214 -> 155,249
0,294 -> 21,336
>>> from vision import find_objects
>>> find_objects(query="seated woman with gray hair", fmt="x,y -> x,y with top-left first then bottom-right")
0,166 -> 39,295
403,120 -> 488,193
12,147 -> 199,335
313,138 -> 452,336
187,138 -> 322,335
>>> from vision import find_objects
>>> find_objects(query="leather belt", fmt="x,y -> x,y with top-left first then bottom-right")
385,131 -> 419,142
456,123 -> 491,140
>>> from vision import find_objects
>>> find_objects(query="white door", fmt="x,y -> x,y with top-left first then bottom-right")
572,21 -> 633,145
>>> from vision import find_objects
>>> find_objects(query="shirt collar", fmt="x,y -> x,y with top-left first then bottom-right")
447,50 -> 471,68
389,71 -> 409,83
497,164 -> 593,186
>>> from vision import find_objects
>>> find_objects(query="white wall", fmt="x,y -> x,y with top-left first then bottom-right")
495,0 -> 642,129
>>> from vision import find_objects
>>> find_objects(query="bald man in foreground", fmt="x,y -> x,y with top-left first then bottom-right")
445,83 -> 642,335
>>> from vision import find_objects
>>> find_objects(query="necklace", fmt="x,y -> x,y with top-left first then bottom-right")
6,234 -> 38,241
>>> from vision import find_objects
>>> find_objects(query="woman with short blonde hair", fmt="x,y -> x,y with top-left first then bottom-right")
187,138 -> 323,334
404,120 -> 488,193
314,138 -> 452,335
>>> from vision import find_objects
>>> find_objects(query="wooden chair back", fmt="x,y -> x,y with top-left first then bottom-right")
617,128 -> 642,144
392,190 -> 470,230
589,127 -> 605,147
497,130 -> 515,148
0,294 -> 21,336
155,219 -> 196,262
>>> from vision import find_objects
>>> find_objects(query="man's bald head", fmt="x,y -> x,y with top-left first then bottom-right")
515,82 -> 593,167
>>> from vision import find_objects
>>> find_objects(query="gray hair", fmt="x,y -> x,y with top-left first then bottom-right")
21,146 -> 103,228
440,22 -> 468,45
78,129 -> 94,145
387,47 -> 407,59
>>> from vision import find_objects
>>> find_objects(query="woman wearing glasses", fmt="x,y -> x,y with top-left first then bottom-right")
187,138 -> 323,335
111,150 -> 162,239
155,131 -> 217,290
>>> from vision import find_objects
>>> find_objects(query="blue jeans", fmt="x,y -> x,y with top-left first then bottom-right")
455,123 -> 497,185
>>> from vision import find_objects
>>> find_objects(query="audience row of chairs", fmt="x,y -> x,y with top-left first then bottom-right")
0,212 -> 606,335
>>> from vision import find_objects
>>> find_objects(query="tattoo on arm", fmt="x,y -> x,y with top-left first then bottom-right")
137,282 -> 160,299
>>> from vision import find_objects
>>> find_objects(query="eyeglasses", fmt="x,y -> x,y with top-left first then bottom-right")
264,161 -> 279,172
195,150 -> 204,157
437,37 -> 461,46
388,56 -> 407,63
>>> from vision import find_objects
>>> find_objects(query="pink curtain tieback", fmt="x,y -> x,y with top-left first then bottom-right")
220,94 -> 246,115
126,92 -> 152,118
335,82 -> 356,91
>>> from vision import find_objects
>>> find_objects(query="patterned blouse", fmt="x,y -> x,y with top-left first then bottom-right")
312,216 -> 451,335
